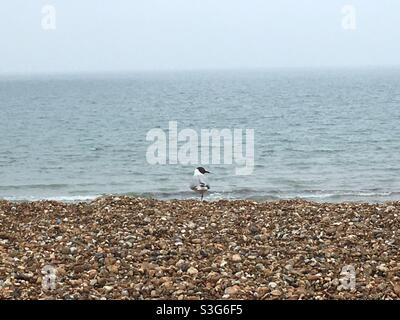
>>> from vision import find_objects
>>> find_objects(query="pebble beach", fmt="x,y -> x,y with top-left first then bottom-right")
1,196 -> 400,300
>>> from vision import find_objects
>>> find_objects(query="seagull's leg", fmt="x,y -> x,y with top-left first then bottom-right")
201,193 -> 203,201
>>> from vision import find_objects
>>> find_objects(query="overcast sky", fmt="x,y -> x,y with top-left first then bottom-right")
1,0 -> 399,74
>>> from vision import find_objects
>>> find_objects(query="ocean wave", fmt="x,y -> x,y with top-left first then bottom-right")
1,195 -> 101,202
131,189 -> 400,202
0,182 -> 129,191
0,184 -> 71,190
1,190 -> 399,203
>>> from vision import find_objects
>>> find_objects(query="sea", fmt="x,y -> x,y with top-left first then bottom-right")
1,68 -> 399,202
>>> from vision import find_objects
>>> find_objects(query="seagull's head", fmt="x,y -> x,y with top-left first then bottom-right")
196,167 -> 211,174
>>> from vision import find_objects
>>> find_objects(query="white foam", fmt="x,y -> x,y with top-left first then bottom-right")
1,195 -> 100,202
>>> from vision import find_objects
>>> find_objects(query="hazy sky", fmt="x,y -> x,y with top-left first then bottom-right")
1,0 -> 399,74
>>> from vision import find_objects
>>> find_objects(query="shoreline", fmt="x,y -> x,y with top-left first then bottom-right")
1,194 -> 399,205
1,196 -> 400,299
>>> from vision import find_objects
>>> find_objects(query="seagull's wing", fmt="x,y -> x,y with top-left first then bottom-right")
198,174 -> 210,189
190,174 -> 210,191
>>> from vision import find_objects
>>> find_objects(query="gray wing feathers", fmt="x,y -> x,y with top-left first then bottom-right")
190,175 -> 210,191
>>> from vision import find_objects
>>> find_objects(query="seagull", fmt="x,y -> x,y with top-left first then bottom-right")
190,167 -> 211,201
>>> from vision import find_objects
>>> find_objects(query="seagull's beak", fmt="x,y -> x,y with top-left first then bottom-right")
205,170 -> 211,174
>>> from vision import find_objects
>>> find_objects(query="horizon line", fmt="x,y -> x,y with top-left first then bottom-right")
1,64 -> 400,78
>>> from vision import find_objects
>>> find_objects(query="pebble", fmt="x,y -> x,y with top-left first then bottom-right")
271,289 -> 282,296
103,286 -> 113,292
231,254 -> 242,262
187,267 -> 199,275
1,196 -> 399,300
268,282 -> 278,289
224,285 -> 240,296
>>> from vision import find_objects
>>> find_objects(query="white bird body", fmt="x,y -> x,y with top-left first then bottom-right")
190,167 -> 210,200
